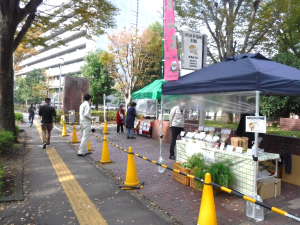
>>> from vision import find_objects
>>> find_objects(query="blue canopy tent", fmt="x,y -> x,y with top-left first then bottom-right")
162,53 -> 300,96
161,53 -> 300,204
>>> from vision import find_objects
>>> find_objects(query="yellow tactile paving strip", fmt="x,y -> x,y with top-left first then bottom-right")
34,121 -> 107,225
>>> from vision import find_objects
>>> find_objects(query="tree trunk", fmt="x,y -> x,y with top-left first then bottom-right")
0,12 -> 17,134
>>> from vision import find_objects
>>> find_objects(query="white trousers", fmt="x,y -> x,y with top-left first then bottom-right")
78,123 -> 91,155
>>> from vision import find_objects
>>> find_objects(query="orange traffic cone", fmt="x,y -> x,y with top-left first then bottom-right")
119,147 -> 144,190
60,121 -> 69,137
70,125 -> 80,143
197,173 -> 217,225
103,120 -> 109,134
99,136 -> 114,164
87,139 -> 93,151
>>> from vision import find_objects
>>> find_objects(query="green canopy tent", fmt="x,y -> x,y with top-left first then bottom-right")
132,79 -> 167,119
132,79 -> 167,100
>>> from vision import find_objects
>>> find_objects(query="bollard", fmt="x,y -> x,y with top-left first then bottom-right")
60,121 -> 69,137
197,173 -> 217,225
87,139 -> 93,151
119,147 -> 144,190
99,136 -> 114,164
103,120 -> 109,134
70,125 -> 80,143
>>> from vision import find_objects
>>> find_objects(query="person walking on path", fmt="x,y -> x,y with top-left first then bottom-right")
125,102 -> 137,139
39,98 -> 56,149
78,94 -> 94,156
28,103 -> 36,127
116,104 -> 125,134
169,99 -> 186,160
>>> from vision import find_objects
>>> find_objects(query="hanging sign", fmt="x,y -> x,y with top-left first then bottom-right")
164,0 -> 179,81
245,116 -> 266,133
181,31 -> 203,70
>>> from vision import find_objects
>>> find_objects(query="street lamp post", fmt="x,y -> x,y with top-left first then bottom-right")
58,58 -> 64,112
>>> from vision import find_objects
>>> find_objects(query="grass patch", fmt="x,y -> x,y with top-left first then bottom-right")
266,126 -> 300,137
204,120 -> 239,130
204,120 -> 300,137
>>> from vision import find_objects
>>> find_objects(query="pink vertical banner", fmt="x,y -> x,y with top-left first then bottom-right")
164,0 -> 179,81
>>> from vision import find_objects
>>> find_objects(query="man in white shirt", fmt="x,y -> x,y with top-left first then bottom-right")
78,94 -> 94,156
169,99 -> 186,160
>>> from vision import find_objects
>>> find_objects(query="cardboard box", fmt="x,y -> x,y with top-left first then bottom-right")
259,160 -> 282,179
282,154 -> 300,186
257,178 -> 281,200
230,137 -> 248,149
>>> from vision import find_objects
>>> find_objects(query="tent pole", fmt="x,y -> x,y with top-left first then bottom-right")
160,96 -> 164,157
156,99 -> 158,119
253,91 -> 260,194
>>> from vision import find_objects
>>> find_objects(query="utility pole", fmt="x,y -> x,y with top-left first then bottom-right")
57,58 -> 64,112
131,0 -> 139,32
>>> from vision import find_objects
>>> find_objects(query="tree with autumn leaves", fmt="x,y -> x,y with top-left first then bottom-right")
0,0 -> 118,133
101,23 -> 163,109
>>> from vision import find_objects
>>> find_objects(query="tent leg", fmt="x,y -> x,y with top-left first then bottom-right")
253,91 -> 260,218
199,111 -> 205,127
156,99 -> 158,119
160,97 -> 164,157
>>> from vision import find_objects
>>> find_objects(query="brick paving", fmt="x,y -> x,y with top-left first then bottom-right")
62,125 -> 300,225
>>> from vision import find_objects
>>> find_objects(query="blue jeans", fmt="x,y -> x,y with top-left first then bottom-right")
127,128 -> 134,138
29,114 -> 34,125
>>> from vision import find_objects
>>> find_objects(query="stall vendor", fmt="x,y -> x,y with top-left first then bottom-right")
169,99 -> 186,160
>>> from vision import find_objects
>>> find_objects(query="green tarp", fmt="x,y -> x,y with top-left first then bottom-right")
132,79 -> 167,100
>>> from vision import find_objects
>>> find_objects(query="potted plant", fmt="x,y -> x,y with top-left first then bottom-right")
193,160 -> 235,194
208,161 -> 235,193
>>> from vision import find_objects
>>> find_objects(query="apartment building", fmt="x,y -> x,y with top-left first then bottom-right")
15,0 -> 162,103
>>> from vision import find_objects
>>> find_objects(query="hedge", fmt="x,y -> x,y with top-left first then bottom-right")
0,164 -> 3,197
0,130 -> 14,154
55,110 -> 118,123
14,112 -> 23,122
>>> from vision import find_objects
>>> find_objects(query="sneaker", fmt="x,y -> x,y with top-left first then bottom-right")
30,123 -> 32,127
43,144 -> 47,149
131,137 -> 136,139
127,137 -> 130,139
77,154 -> 84,156
169,155 -> 176,160
85,152 -> 92,155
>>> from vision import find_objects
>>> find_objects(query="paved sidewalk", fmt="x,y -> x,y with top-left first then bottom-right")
1,116 -> 178,225
63,125 -> 300,225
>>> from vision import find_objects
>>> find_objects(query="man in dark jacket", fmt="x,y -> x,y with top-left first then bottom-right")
125,102 -> 137,139
39,98 -> 56,149
28,103 -> 36,127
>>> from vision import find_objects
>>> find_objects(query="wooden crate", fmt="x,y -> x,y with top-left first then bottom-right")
173,162 -> 191,186
190,177 -> 203,191
190,169 -> 203,191
190,170 -> 222,194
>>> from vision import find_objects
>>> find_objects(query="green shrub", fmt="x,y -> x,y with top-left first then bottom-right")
14,112 -> 23,122
208,161 -> 236,188
0,164 -> 4,197
91,110 -> 117,122
15,125 -> 20,135
0,130 -> 14,154
55,110 -> 118,123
